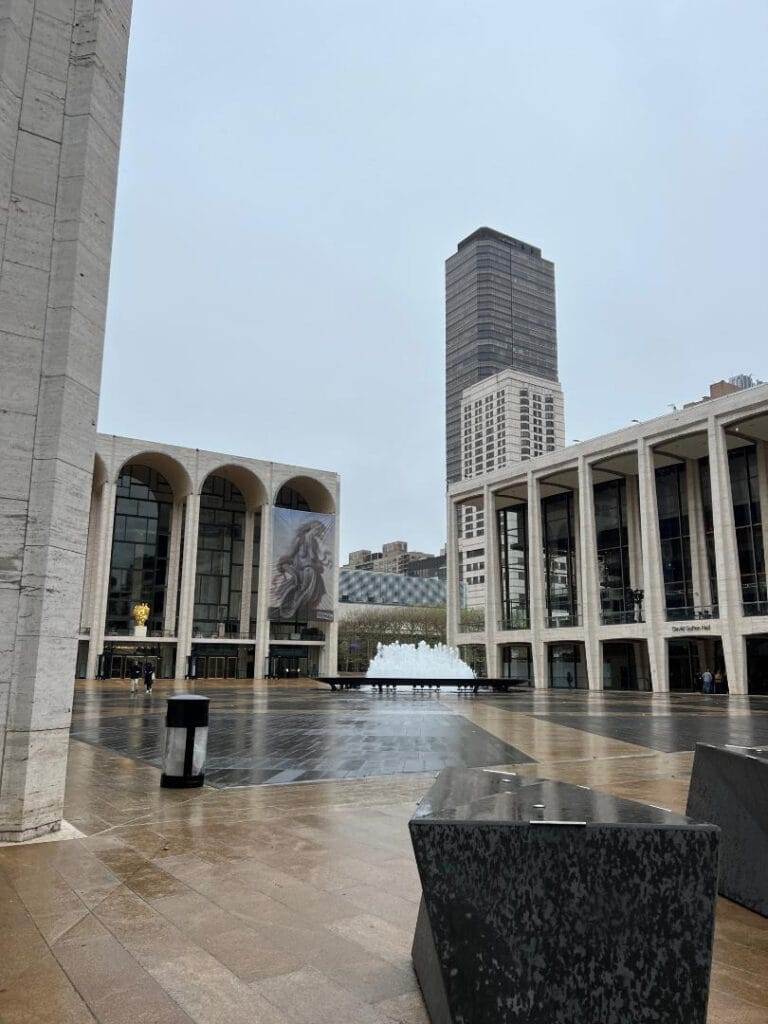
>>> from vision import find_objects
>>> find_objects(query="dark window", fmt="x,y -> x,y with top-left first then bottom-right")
106,465 -> 173,633
698,458 -> 718,606
594,479 -> 631,619
655,464 -> 694,612
542,493 -> 578,625
497,504 -> 528,627
193,476 -> 248,637
728,445 -> 766,611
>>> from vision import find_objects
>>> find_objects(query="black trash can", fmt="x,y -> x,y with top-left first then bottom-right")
160,694 -> 210,788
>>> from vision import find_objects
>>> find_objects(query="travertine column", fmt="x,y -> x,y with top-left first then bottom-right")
84,479 -> 116,679
577,458 -> 602,690
637,439 -> 668,691
174,493 -> 201,679
685,458 -> 710,609
527,473 -> 547,688
626,475 -> 643,591
446,496 -> 460,647
253,504 -> 273,679
484,486 -> 500,677
756,441 -> 768,608
707,418 -> 746,692
0,0 -> 132,839
239,508 -> 255,636
163,501 -> 184,635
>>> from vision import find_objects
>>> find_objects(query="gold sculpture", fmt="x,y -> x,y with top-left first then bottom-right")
132,602 -> 150,627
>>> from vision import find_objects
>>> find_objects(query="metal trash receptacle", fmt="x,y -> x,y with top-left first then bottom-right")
160,694 -> 210,788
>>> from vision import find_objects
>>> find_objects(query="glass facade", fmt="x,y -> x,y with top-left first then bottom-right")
193,476 -> 246,637
655,464 -> 694,617
548,642 -> 586,688
501,643 -> 532,684
106,465 -> 173,634
542,493 -> 578,626
728,445 -> 767,614
497,504 -> 528,628
594,480 -> 632,623
275,484 -> 310,511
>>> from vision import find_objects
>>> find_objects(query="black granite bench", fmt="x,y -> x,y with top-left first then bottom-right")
687,742 -> 768,917
316,677 -> 520,694
410,766 -> 719,1024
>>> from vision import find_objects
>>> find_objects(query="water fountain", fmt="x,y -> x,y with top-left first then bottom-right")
366,641 -> 475,680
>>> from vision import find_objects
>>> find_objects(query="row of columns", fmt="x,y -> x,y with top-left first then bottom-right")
451,417 -> 766,693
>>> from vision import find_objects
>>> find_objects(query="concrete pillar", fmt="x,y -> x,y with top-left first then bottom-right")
577,458 -> 603,690
253,504 -> 273,679
686,457 -> 710,610
484,486 -> 500,676
85,481 -> 117,680
637,439 -> 668,691
756,440 -> 768,612
0,0 -> 132,840
527,472 -> 547,688
707,418 -> 747,693
174,494 -> 201,680
239,509 -> 256,636
163,501 -> 184,635
626,474 -> 643,590
446,496 -> 460,647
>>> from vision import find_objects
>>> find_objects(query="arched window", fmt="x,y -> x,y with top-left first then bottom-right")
275,484 -> 311,511
193,475 -> 246,636
106,465 -> 173,633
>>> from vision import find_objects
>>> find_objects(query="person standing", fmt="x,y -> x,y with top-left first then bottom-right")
713,669 -> 724,694
129,659 -> 141,695
143,660 -> 155,694
701,668 -> 714,695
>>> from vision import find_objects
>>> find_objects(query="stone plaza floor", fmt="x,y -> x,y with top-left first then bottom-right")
2,678 -> 768,1022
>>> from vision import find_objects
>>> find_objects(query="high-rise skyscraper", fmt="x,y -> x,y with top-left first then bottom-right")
445,227 -> 558,484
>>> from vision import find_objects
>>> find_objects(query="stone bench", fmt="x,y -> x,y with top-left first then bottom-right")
410,766 -> 719,1024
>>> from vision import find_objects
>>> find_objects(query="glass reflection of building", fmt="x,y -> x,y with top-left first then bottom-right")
594,479 -> 631,623
497,504 -> 528,628
106,465 -> 172,634
542,493 -> 578,626
728,445 -> 767,614
655,464 -> 694,617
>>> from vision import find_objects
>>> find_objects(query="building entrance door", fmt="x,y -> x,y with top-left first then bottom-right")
747,637 -> 768,695
207,656 -> 226,679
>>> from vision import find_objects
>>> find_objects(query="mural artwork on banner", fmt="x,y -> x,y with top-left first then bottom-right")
269,508 -> 335,622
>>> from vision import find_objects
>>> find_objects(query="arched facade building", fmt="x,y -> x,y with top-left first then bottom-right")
78,435 -> 340,680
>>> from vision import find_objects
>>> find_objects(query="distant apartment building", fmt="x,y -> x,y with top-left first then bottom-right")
338,569 -> 447,612
344,540 -> 438,575
460,368 -> 565,479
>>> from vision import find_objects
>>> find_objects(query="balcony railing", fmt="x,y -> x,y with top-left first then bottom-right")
191,627 -> 256,640
665,605 -> 719,622
104,627 -> 176,638
497,609 -> 530,631
269,624 -> 326,641
546,611 -> 581,628
600,609 -> 645,625
743,600 -> 768,617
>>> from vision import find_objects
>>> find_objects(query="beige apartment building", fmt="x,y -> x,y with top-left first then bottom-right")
447,383 -> 768,693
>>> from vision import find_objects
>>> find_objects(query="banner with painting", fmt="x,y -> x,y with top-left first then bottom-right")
268,508 -> 335,622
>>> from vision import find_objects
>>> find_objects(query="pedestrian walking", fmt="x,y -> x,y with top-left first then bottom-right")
129,659 -> 141,694
144,660 -> 155,694
701,668 -> 714,694
713,669 -> 724,694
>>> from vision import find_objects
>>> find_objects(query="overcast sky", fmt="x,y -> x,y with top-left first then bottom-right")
99,0 -> 768,558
